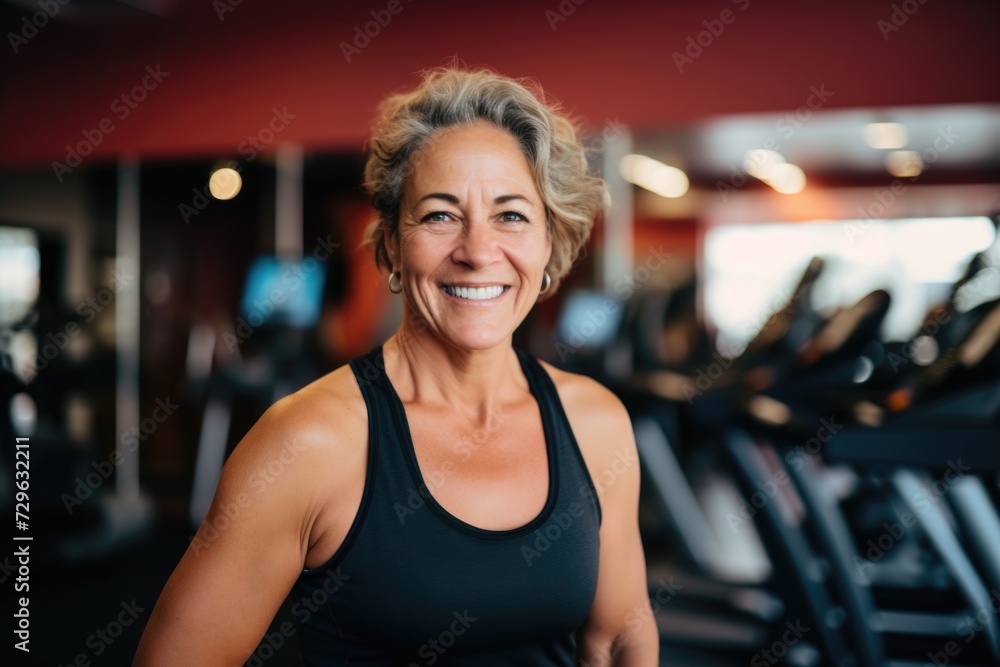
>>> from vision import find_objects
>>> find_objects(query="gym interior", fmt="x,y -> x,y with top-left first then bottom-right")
2,1 -> 1000,665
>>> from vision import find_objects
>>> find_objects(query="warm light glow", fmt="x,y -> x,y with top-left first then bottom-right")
619,154 -> 689,198
209,167 -> 242,200
884,150 -> 924,178
863,122 -> 908,149
740,150 -> 804,194
765,163 -> 806,194
743,149 -> 785,179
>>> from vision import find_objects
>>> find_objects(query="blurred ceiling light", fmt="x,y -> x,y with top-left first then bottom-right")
884,150 -> 924,178
741,150 -> 804,193
743,149 -> 785,179
764,162 -> 806,194
863,122 -> 908,149
209,167 -> 242,200
619,154 -> 689,198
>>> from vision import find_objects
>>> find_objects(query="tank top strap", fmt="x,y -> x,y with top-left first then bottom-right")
297,342 -> 603,663
349,342 -> 601,528
513,346 -> 603,528
347,342 -> 415,491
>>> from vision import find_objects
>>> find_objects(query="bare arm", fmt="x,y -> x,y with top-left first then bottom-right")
133,395 -> 337,666
570,384 -> 659,666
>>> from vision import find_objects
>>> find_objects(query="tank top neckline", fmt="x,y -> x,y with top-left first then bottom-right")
375,341 -> 559,540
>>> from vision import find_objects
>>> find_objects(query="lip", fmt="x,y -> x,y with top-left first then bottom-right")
439,284 -> 511,306
440,283 -> 511,288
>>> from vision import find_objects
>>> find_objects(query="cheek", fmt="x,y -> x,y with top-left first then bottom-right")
519,230 -> 551,262
399,229 -> 453,267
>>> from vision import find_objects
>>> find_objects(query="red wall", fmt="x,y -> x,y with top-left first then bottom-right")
3,0 -> 998,167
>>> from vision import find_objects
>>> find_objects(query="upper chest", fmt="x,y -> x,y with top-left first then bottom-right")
403,399 -> 546,469
399,399 -> 552,530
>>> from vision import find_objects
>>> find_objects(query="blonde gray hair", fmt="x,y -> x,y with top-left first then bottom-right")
361,66 -> 610,299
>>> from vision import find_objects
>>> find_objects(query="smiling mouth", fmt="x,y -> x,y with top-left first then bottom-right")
440,285 -> 511,301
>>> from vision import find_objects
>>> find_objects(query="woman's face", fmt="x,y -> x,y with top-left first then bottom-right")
388,122 -> 552,351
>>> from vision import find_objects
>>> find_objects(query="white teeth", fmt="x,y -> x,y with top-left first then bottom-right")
443,285 -> 506,300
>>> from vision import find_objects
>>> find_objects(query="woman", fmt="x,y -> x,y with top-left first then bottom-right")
134,66 -> 658,666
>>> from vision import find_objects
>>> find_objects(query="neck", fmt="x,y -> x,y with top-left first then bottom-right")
384,317 -> 523,424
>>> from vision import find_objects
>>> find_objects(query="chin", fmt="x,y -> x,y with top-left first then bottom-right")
443,325 -> 512,351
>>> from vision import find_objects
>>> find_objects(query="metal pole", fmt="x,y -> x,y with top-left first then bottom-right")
116,156 -> 141,501
275,143 -> 304,260
601,127 -> 634,289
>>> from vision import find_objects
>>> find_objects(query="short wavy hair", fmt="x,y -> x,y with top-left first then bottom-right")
361,66 -> 611,300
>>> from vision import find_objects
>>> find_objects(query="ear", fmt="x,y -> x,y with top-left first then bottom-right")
382,222 -> 400,270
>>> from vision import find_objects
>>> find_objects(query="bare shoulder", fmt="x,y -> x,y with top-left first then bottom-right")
133,364 -> 370,666
261,363 -> 368,448
219,362 -> 369,515
534,359 -> 636,486
535,358 -> 631,432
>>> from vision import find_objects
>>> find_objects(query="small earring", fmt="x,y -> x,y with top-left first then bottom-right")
539,270 -> 552,294
388,271 -> 402,294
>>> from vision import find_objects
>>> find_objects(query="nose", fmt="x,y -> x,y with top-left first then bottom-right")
451,214 -> 500,270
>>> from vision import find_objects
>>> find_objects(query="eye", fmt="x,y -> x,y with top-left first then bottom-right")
499,210 -> 529,223
421,211 -> 454,223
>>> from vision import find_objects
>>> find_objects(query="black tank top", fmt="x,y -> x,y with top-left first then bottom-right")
290,342 -> 602,666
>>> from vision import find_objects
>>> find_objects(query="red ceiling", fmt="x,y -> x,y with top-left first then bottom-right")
2,0 -> 998,168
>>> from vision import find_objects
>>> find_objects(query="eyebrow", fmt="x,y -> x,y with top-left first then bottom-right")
415,193 -> 533,206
